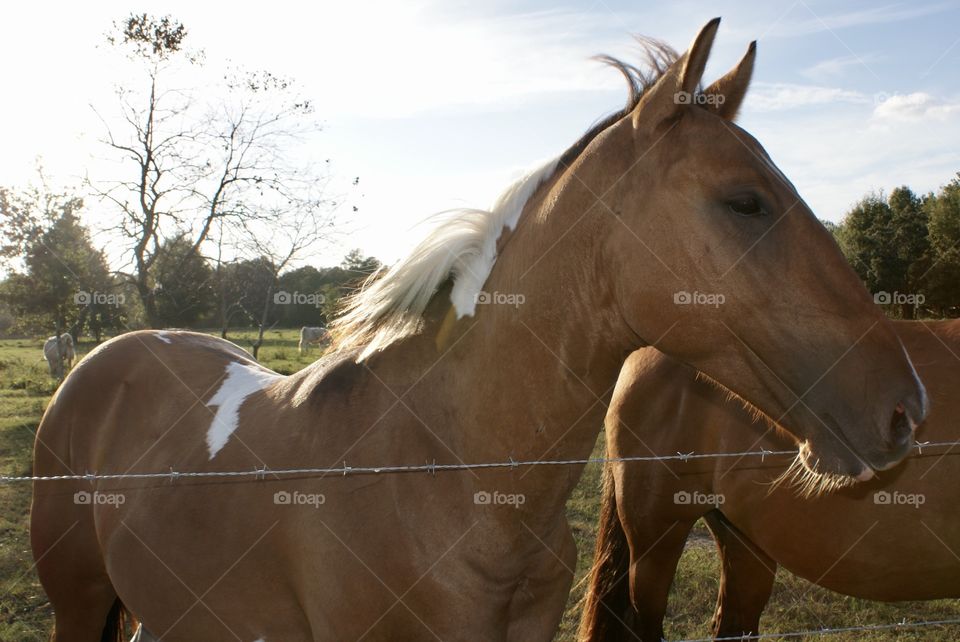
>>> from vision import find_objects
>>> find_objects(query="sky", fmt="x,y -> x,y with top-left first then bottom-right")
2,0 -> 959,268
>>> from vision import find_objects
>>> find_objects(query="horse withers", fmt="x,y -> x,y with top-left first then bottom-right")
581,320 -> 959,642
32,19 -> 925,642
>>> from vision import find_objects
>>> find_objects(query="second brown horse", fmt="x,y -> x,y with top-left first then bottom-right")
580,320 -> 960,642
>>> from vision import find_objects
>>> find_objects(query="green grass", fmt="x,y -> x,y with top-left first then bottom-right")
0,338 -> 59,641
2,330 -> 959,640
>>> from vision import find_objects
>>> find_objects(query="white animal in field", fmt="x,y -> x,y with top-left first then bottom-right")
43,333 -> 75,378
298,326 -> 329,354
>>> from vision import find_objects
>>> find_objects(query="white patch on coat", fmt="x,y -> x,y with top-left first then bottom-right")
155,331 -> 174,344
206,361 -> 281,458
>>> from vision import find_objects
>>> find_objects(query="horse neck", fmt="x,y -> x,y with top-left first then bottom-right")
405,164 -> 639,468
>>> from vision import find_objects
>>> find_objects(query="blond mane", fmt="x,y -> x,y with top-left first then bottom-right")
331,158 -> 559,360
331,42 -> 679,362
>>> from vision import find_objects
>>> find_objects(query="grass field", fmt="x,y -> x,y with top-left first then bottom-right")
2,329 -> 959,640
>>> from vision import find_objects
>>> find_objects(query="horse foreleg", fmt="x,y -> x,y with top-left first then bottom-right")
504,523 -> 576,642
704,510 -> 776,640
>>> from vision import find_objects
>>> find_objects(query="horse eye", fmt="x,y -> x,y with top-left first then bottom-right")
727,196 -> 766,217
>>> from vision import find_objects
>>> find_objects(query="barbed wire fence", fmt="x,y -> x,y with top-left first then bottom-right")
681,616 -> 960,641
1,439 -> 956,484
2,446 -> 803,483
4,439 -> 960,640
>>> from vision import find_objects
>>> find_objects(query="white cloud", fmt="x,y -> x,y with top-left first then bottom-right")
257,4 -> 630,119
872,92 -> 960,121
746,82 -> 868,111
742,91 -> 960,223
800,53 -> 883,81
761,2 -> 957,38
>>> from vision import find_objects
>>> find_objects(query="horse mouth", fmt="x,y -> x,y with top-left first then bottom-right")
771,444 -> 863,498
795,404 -> 918,483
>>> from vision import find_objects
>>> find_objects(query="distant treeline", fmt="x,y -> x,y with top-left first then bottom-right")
0,206 -> 379,339
827,173 -> 960,318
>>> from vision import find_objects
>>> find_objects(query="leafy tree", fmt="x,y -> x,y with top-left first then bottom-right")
835,189 -> 933,318
836,193 -> 895,293
153,235 -> 215,327
923,175 -> 960,316
0,184 -> 117,342
340,248 -> 382,280
276,265 -> 327,327
888,186 -> 930,318
271,251 -> 381,328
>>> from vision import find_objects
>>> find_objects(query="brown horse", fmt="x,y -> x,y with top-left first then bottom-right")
31,19 -> 926,642
580,320 -> 960,642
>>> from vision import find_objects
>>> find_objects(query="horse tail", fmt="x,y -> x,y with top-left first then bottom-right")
100,598 -> 129,642
578,465 -> 634,641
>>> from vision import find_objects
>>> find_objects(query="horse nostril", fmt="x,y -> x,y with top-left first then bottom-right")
887,402 -> 913,448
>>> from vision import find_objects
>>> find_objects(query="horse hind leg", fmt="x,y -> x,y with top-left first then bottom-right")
625,517 -> 698,642
31,485 -> 124,642
704,510 -> 776,640
46,576 -> 123,642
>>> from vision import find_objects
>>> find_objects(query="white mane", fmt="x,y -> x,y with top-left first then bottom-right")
332,156 -> 560,361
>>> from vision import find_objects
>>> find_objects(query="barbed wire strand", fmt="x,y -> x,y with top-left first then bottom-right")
4,440 -> 960,639
1,440 -> 955,484
678,615 -> 960,641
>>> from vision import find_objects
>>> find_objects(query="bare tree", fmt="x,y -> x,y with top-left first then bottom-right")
235,203 -> 332,360
89,14 -> 334,328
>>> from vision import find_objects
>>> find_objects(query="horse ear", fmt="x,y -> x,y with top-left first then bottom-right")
703,41 -> 756,121
632,17 -> 721,129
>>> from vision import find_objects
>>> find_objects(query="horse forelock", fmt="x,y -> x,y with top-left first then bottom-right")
330,40 -> 680,362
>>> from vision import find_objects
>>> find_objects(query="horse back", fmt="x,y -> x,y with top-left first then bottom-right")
33,330 -> 265,477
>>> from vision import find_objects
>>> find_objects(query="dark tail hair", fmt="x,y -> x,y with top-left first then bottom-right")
577,465 -> 635,641
49,598 -> 130,642
100,599 -> 129,642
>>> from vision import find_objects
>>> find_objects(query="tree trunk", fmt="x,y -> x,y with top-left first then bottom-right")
136,276 -> 161,328
75,305 -> 89,339
216,262 -> 229,339
251,284 -> 274,361
54,316 -> 65,382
